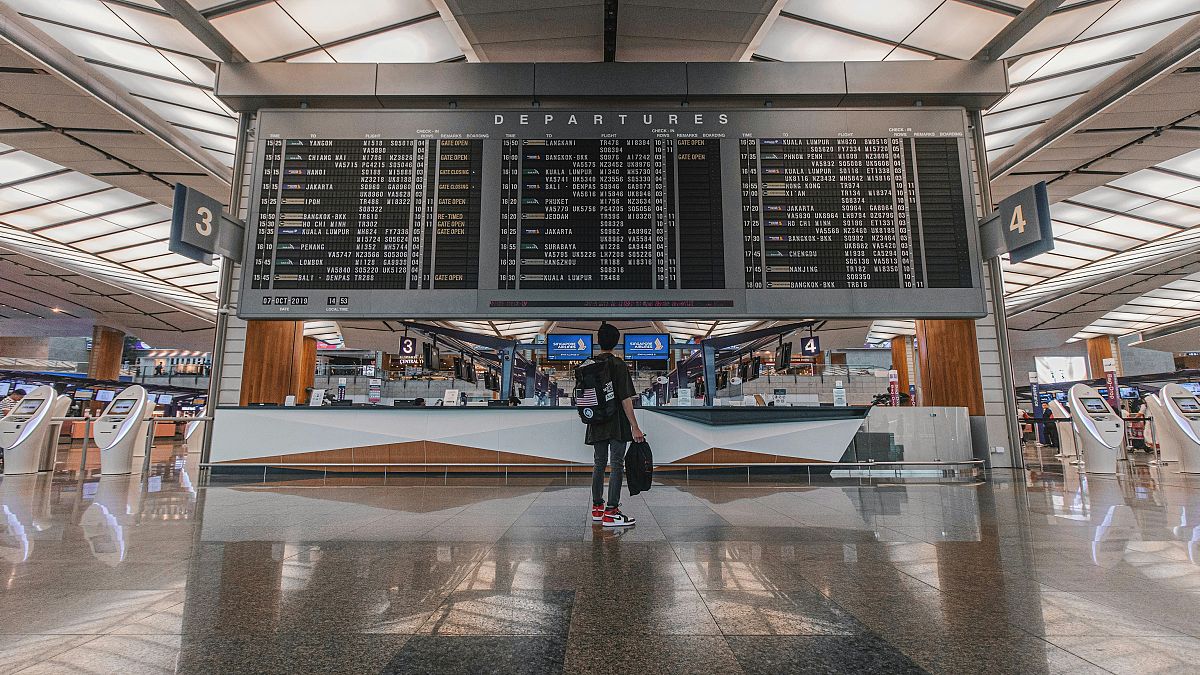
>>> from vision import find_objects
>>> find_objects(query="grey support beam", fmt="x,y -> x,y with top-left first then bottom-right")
973,0 -> 1065,61
990,15 -> 1200,178
154,0 -> 246,63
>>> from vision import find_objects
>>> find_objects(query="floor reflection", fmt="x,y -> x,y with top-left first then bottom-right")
2,445 -> 1200,673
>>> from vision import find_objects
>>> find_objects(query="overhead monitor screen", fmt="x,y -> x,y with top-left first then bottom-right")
1119,386 -> 1139,399
546,334 -> 593,361
1080,398 -> 1109,414
0,383 -> 9,397
95,389 -> 115,402
74,388 -> 93,400
109,399 -> 135,415
15,399 -> 43,415
1173,397 -> 1200,412
1182,382 -> 1200,396
240,109 -> 983,319
624,334 -> 669,361
158,394 -> 174,405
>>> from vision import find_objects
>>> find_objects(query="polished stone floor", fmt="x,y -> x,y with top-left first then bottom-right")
2,446 -> 1200,673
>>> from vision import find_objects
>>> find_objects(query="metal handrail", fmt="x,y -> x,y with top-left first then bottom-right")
48,416 -> 213,474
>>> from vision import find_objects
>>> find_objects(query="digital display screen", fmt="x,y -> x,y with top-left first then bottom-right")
1081,398 -> 1109,414
743,136 -> 970,290
546,334 -> 593,361
240,110 -> 982,319
1173,397 -> 1200,412
624,334 -> 669,360
14,399 -> 42,414
1182,383 -> 1200,396
95,389 -> 115,402
158,394 -> 173,405
109,399 -> 135,415
74,388 -> 93,400
1119,386 -> 1139,399
0,383 -> 9,397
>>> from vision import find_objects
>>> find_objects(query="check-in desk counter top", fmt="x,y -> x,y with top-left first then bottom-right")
209,405 -> 872,469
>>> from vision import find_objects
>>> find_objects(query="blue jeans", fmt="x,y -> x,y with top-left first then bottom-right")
591,439 -> 627,508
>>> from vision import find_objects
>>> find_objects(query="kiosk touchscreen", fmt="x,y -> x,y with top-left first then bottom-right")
0,385 -> 58,475
92,385 -> 150,475
1048,399 -> 1078,460
1067,384 -> 1124,474
1156,383 -> 1200,473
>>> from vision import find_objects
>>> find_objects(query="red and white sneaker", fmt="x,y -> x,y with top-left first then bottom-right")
602,507 -> 635,528
591,504 -> 605,522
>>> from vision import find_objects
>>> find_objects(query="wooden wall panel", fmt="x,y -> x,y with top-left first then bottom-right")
87,325 -> 124,380
915,319 -> 984,416
890,336 -> 910,400
240,321 -> 311,405
1086,336 -> 1115,378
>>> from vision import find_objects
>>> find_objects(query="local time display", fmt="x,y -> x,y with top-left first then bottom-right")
241,109 -> 984,319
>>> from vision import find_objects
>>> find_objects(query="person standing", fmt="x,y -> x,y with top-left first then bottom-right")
586,323 -> 644,527
0,388 -> 26,416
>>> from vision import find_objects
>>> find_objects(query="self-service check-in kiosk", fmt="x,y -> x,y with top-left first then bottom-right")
1153,384 -> 1200,473
1048,399 -> 1078,460
94,385 -> 150,475
1,385 -> 59,475
1068,384 -> 1124,474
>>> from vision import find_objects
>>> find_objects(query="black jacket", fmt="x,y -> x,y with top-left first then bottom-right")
624,441 -> 654,495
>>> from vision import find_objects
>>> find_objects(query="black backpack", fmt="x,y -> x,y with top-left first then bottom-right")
574,357 -> 618,425
625,440 -> 654,495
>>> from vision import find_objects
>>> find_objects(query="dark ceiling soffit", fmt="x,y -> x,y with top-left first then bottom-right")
214,61 -> 1009,112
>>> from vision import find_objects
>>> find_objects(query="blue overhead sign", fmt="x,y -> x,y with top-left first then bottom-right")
624,334 -> 669,360
546,334 -> 592,361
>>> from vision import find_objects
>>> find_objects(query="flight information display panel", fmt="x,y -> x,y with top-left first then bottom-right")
239,109 -> 984,319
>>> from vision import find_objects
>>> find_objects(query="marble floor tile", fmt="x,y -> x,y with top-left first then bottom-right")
0,634 -> 99,673
1047,635 -> 1200,675
701,589 -> 863,635
725,635 -> 926,674
563,634 -> 744,674
176,633 -> 412,675
381,635 -> 567,674
890,634 -> 1110,675
18,634 -> 182,675
568,587 -> 722,636
417,590 -> 575,635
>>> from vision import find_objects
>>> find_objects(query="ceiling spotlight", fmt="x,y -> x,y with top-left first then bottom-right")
51,307 -> 62,313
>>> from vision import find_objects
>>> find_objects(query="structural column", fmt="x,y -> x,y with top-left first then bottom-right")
1086,336 -> 1121,377
87,325 -> 124,380
914,319 -> 985,415
239,321 -> 317,405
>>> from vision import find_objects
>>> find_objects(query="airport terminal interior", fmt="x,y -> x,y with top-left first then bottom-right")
3,0 -> 1200,673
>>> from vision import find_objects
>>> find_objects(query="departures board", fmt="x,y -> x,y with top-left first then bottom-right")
239,109 -> 985,319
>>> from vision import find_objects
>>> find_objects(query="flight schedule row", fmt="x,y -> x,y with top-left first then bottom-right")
250,138 -> 483,290
499,138 -> 724,290
740,137 -> 969,289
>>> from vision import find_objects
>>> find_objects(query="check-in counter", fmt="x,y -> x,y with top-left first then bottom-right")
207,405 -> 976,474
210,405 -> 874,471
